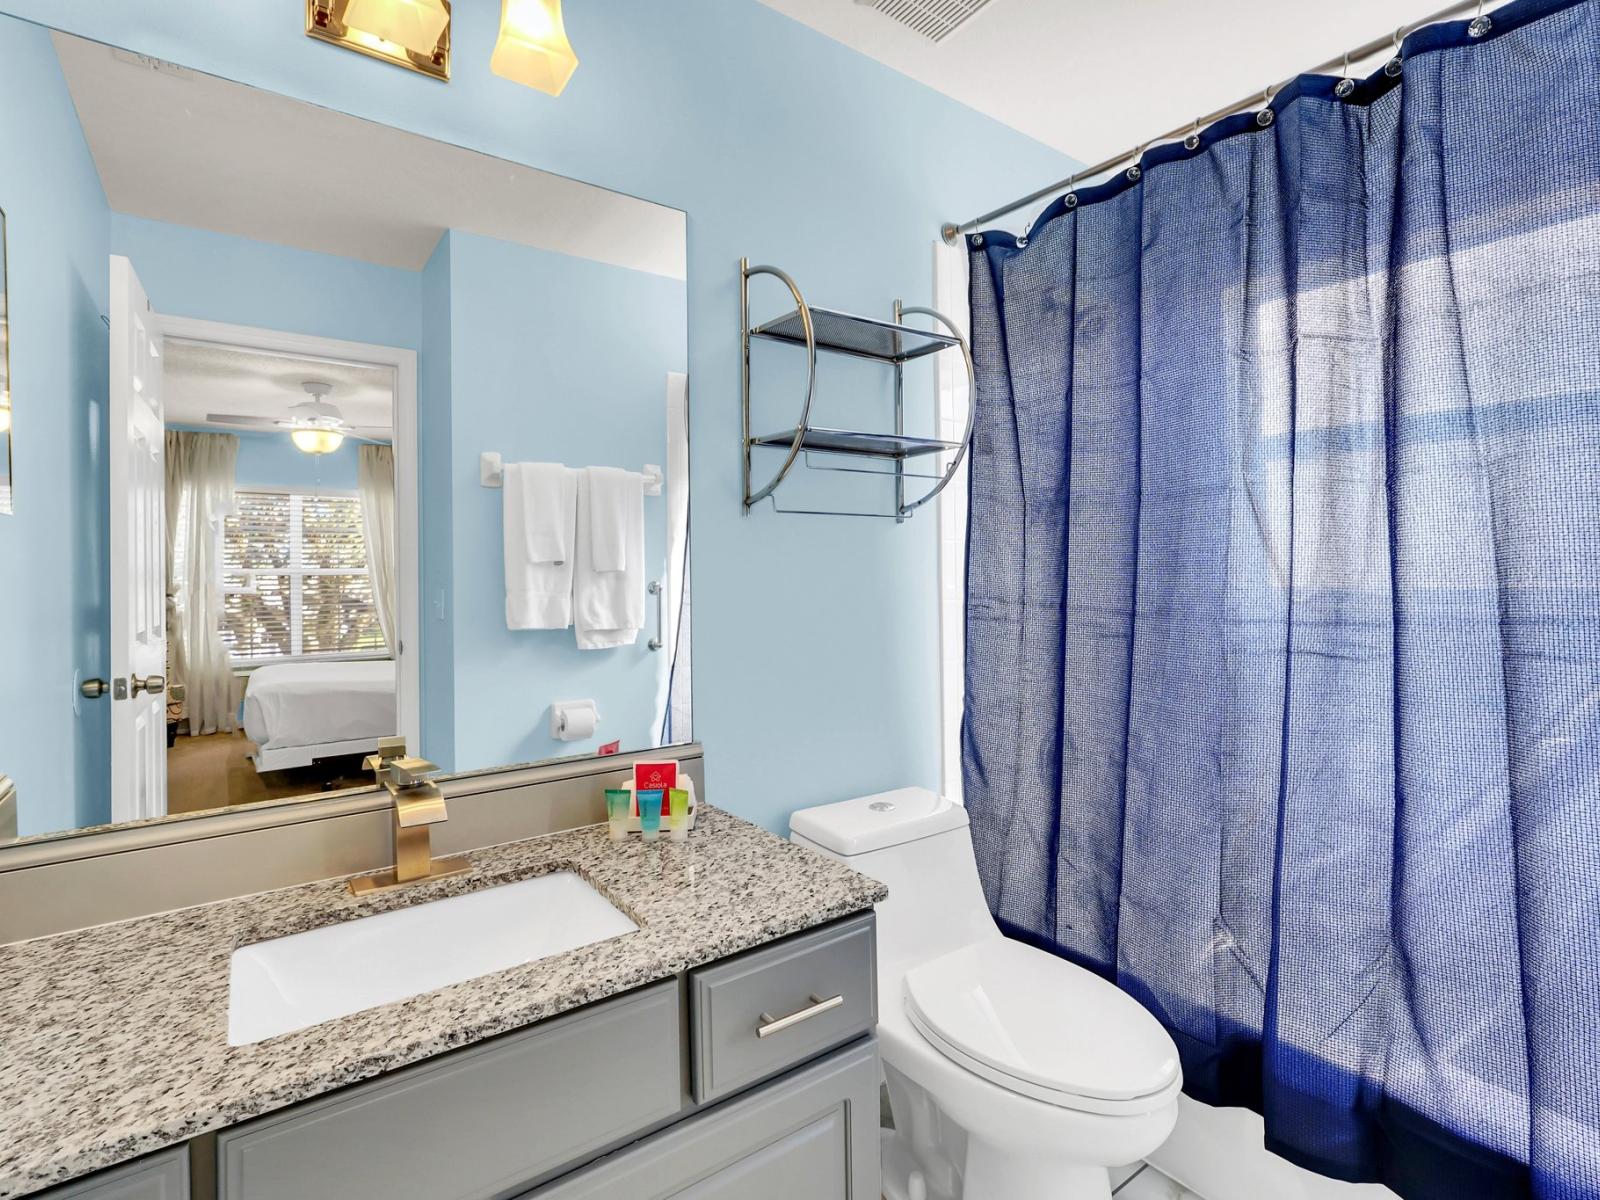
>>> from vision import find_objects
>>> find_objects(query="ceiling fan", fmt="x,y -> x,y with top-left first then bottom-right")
205,381 -> 392,455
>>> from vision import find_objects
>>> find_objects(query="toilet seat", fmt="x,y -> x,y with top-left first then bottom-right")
903,939 -> 1182,1116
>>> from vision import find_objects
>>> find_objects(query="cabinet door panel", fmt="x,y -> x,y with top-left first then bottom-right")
672,1112 -> 845,1200
529,1037 -> 878,1200
38,1149 -> 188,1200
218,981 -> 682,1200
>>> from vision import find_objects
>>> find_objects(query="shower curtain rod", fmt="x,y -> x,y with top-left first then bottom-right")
940,0 -> 1503,244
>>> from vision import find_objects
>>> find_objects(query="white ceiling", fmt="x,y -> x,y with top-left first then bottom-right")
52,32 -> 686,279
164,341 -> 395,440
760,0 -> 1465,170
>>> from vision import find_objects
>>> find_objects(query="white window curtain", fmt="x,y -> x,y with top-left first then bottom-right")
357,444 -> 399,657
164,430 -> 239,736
934,239 -> 971,802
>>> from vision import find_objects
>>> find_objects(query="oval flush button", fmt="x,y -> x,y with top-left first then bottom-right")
869,801 -> 897,813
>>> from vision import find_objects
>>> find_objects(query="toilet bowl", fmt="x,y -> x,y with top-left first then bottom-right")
790,787 -> 1181,1200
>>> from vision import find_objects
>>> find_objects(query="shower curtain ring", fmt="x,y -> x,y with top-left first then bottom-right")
1256,86 -> 1275,127
1126,146 -> 1144,182
1335,51 -> 1356,98
1469,0 -> 1493,37
1184,119 -> 1201,151
1386,26 -> 1404,76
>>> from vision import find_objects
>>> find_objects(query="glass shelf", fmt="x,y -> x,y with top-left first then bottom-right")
749,306 -> 962,364
739,258 -> 974,518
750,427 -> 961,460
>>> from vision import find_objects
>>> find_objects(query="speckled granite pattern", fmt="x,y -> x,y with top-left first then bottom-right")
0,806 -> 886,1197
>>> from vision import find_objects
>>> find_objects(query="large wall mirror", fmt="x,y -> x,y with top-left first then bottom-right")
0,16 -> 691,843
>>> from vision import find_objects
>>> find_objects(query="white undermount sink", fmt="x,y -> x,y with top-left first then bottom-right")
227,871 -> 638,1046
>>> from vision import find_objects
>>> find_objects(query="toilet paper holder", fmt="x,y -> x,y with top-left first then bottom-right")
550,699 -> 599,742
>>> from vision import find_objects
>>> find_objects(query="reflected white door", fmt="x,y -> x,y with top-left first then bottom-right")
109,255 -> 168,823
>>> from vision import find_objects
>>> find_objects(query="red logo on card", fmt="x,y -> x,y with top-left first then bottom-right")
634,760 -> 679,793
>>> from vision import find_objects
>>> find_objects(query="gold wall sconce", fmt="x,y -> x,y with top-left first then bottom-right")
306,0 -> 582,95
491,0 -> 579,96
306,0 -> 452,82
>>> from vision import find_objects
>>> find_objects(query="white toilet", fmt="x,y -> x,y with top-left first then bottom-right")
790,787 -> 1182,1200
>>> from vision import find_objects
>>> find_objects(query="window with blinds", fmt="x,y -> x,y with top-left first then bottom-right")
221,491 -> 386,661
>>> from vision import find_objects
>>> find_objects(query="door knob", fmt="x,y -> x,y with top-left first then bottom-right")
80,678 -> 110,699
131,674 -> 166,697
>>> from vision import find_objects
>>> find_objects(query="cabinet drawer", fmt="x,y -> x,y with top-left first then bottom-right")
689,913 -> 875,1104
218,981 -> 682,1200
37,1149 -> 188,1200
527,1036 -> 880,1199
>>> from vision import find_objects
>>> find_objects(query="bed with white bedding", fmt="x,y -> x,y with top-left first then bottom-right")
242,659 -> 398,772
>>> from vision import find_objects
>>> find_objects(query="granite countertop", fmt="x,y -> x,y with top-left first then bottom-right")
0,806 -> 887,1197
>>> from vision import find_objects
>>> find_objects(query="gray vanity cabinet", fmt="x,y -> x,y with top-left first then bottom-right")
525,1038 -> 880,1199
34,915 -> 879,1200
35,1151 -> 188,1200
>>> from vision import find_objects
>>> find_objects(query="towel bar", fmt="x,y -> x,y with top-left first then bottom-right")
479,454 -> 663,496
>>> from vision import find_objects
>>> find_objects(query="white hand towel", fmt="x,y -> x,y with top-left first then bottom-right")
504,462 -> 577,630
586,465 -> 636,572
574,466 -> 646,649
517,461 -> 577,564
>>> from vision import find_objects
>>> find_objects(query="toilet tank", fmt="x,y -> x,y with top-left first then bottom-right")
789,788 -> 998,972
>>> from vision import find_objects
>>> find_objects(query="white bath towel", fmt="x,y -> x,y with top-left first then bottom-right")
587,466 -> 634,573
504,462 -> 577,629
574,466 -> 645,649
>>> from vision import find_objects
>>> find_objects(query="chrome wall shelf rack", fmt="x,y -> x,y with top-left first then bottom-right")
740,257 -> 974,521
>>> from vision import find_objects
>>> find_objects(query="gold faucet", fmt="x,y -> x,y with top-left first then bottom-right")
349,738 -> 471,896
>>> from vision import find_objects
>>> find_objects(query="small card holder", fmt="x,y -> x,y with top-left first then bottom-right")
620,775 -> 698,832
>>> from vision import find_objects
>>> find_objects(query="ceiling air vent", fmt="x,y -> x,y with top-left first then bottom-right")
858,0 -> 995,43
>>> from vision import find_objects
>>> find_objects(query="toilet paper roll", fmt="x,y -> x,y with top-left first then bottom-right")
552,700 -> 598,742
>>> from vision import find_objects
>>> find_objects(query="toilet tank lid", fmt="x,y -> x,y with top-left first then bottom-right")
789,787 -> 967,856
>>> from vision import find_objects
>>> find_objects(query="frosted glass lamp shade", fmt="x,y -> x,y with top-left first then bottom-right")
341,0 -> 450,56
491,0 -> 579,96
291,428 -> 346,455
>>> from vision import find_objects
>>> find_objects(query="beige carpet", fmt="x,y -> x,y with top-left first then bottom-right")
166,732 -> 371,815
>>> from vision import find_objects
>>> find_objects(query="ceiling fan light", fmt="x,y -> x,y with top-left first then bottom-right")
341,0 -> 449,57
291,428 -> 346,456
491,0 -> 579,96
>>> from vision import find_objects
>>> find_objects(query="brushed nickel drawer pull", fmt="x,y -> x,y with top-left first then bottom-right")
756,993 -> 844,1039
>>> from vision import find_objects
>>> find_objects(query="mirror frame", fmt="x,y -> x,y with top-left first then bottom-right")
0,203 -> 11,515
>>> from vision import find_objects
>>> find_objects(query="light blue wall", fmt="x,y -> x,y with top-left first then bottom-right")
235,430 -> 360,492
168,426 -> 361,492
0,15 -> 111,837
110,213 -> 420,350
443,231 -> 687,769
1,0 -> 1076,833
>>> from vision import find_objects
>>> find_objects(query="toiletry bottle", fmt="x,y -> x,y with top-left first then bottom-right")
605,789 -> 630,841
638,789 -> 663,841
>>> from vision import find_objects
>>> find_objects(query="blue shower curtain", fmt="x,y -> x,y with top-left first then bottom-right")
961,2 -> 1598,1198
